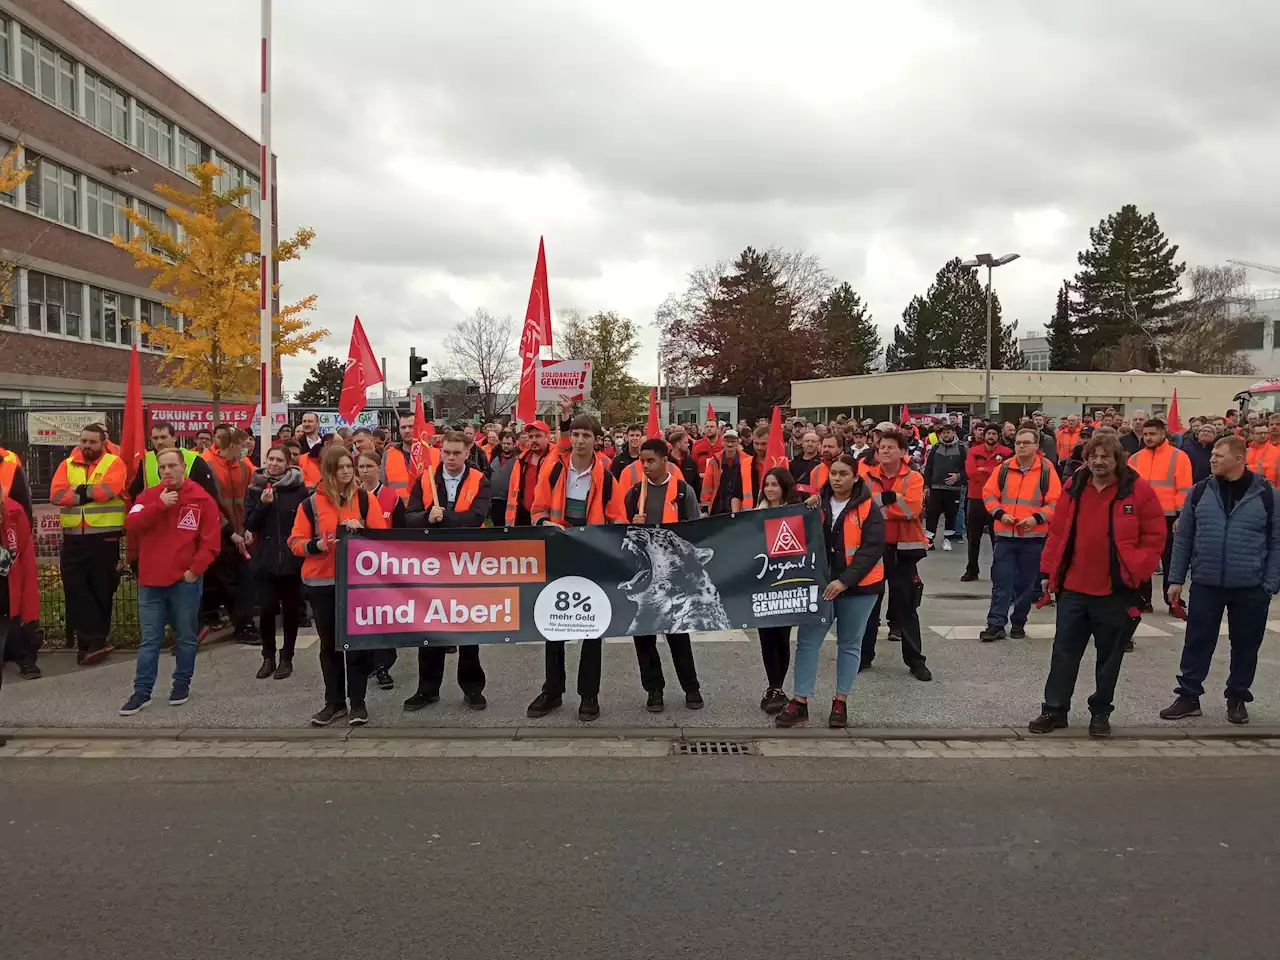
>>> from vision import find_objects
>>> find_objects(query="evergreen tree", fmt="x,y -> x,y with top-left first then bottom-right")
886,258 -> 1017,371
886,295 -> 933,372
997,317 -> 1023,370
812,282 -> 879,377
1046,282 -> 1078,369
1071,204 -> 1185,369
295,356 -> 345,405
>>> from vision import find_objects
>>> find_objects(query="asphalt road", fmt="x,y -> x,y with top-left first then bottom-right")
3,756 -> 1279,959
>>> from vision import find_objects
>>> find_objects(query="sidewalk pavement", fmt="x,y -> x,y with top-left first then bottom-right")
2,543 -> 1277,732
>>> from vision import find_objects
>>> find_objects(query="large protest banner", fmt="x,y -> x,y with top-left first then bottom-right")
336,506 -> 830,650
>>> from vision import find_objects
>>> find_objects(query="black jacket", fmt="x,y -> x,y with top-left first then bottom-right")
817,480 -> 886,595
243,466 -> 307,577
610,448 -> 641,479
1120,431 -> 1142,456
1182,437 -> 1214,484
670,451 -> 703,501
922,440 -> 966,490
405,463 -> 491,528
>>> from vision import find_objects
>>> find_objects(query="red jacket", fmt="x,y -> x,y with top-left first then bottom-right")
1040,467 -> 1166,594
691,438 -> 723,474
2,496 -> 39,623
964,442 -> 1012,498
124,479 -> 222,587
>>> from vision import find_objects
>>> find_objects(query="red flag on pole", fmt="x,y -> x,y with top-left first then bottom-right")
1167,389 -> 1183,434
120,343 -> 145,488
646,388 -> 661,439
766,405 -> 786,468
409,392 -> 437,470
900,402 -> 911,425
339,315 -> 382,426
706,401 -> 716,424
517,237 -> 552,424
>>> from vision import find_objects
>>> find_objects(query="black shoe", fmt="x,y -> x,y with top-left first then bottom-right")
19,662 -> 41,680
760,687 -> 789,714
1123,639 -> 1136,652
256,657 -> 276,680
910,663 -> 933,682
348,703 -> 369,726
685,690 -> 704,710
527,692 -> 562,718
887,628 -> 903,642
298,615 -> 313,628
1088,714 -> 1112,738
775,698 -> 809,728
464,691 -> 487,711
1028,712 -> 1068,734
578,696 -> 600,722
375,667 -> 395,690
1159,696 -> 1202,720
647,690 -> 664,713
403,691 -> 440,711
979,626 -> 1006,642
1227,698 -> 1249,725
960,572 -> 979,582
858,659 -> 873,672
443,645 -> 458,654
828,699 -> 847,728
1141,601 -> 1154,614
1009,623 -> 1026,639
310,704 -> 347,726
234,627 -> 261,646
273,659 -> 292,680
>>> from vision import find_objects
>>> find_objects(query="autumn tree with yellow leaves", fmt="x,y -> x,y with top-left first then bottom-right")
0,144 -> 33,305
115,161 -> 326,420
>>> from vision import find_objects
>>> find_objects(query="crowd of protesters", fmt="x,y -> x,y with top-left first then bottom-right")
0,400 -> 1276,737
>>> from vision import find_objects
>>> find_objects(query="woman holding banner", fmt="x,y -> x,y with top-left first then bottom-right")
357,450 -> 405,691
755,467 -> 799,714
776,455 -> 885,729
289,446 -> 388,727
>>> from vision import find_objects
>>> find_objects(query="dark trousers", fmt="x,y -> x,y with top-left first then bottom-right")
1139,516 -> 1177,607
417,645 -> 485,696
489,499 -> 508,527
862,545 -> 926,668
60,534 -> 120,652
543,639 -> 602,697
964,498 -> 995,575
258,573 -> 301,660
758,625 -> 792,688
206,541 -> 254,630
374,648 -> 398,671
925,489 -> 961,539
0,617 -> 38,668
0,617 -> 10,692
1041,589 -> 1137,718
1176,582 -> 1271,702
986,537 -> 1045,629
633,634 -> 699,693
308,585 -> 372,708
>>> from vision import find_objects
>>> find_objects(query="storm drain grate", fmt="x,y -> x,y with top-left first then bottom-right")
672,739 -> 757,757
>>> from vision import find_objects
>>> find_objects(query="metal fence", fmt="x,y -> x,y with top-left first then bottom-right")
35,539 -> 141,646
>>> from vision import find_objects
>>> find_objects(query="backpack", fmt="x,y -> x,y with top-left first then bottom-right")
546,461 -> 614,515
997,459 -> 1052,503
1187,477 -> 1274,551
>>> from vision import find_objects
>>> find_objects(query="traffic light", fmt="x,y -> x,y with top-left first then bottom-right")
409,349 -> 428,385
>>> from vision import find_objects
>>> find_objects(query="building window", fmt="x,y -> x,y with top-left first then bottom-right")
141,298 -> 178,337
176,130 -> 203,177
1236,320 -> 1266,352
65,280 -> 82,338
0,138 -> 16,206
34,157 -> 78,227
58,55 -> 75,111
89,287 -> 121,343
248,174 -> 261,216
0,19 -> 10,78
83,73 -> 129,143
0,266 -> 14,326
86,180 -> 130,240
20,32 -> 76,110
27,270 -> 44,332
135,104 -> 172,167
139,201 -> 176,254
89,286 -> 101,341
27,270 -> 77,336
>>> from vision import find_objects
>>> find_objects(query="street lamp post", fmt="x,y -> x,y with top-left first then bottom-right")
961,252 -> 1020,418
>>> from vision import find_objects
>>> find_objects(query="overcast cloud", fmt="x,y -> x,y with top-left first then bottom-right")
83,0 -> 1280,392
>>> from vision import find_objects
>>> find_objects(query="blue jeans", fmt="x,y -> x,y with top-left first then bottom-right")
986,537 -> 1044,629
1175,582 -> 1271,702
954,494 -> 966,538
134,578 -> 203,697
793,592 -> 879,698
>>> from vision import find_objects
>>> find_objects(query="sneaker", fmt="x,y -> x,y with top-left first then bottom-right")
910,663 -> 933,682
1088,714 -> 1112,738
647,690 -> 664,713
1159,696 -> 1202,721
118,692 -> 151,716
887,628 -> 903,642
81,646 -> 114,667
1028,712 -> 1068,734
310,704 -> 347,726
348,703 -> 369,726
273,659 -> 293,680
941,538 -> 953,552
403,691 -> 440,712
775,699 -> 809,728
685,690 -> 704,710
578,696 -> 601,722
234,627 -> 261,646
19,662 -> 41,680
464,691 -> 487,711
960,572 -> 979,582
760,687 -> 789,714
256,657 -> 276,680
375,667 -> 395,691
1141,601 -> 1154,614
1009,623 -> 1026,639
1227,698 -> 1249,725
828,699 -> 848,728
979,626 -> 1006,642
526,692 -> 562,718
168,684 -> 190,706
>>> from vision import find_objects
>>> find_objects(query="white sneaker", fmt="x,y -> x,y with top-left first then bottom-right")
942,538 -> 953,552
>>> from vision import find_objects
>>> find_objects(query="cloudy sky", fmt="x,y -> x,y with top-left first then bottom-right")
85,0 -> 1280,393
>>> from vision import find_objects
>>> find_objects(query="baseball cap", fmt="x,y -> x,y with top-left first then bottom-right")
723,429 -> 739,439
875,421 -> 895,433
525,420 -> 551,433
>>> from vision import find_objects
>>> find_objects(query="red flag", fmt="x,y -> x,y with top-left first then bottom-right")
120,343 -> 145,488
339,315 -> 382,426
646,388 -> 661,439
900,403 -> 911,425
409,392 -> 436,470
516,237 -> 552,424
1168,389 -> 1183,434
706,401 -> 716,424
766,405 -> 786,468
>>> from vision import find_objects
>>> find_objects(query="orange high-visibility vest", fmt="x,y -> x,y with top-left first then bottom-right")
380,445 -> 420,503
631,476 -> 684,523
701,452 -> 755,511
416,464 -> 483,513
841,498 -> 885,587
1129,441 -> 1192,516
799,460 -> 830,497
863,461 -> 927,550
531,457 -> 621,527
982,455 -> 1062,538
1247,443 -> 1279,485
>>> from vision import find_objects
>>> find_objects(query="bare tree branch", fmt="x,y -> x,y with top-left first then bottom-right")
442,308 -> 519,419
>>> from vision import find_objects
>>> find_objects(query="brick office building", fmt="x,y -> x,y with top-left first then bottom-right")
0,0 -> 272,407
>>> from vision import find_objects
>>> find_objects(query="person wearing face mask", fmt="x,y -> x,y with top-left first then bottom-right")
244,444 -> 309,681
775,454 -> 885,728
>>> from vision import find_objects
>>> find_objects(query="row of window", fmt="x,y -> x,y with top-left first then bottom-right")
2,268 -> 177,347
0,16 -> 261,215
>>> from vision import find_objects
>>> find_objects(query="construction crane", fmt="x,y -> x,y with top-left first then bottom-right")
1227,259 -> 1280,276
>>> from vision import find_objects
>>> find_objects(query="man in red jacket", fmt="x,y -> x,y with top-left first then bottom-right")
1,485 -> 40,703
961,425 -> 1012,581
1030,432 -> 1166,738
119,448 -> 221,716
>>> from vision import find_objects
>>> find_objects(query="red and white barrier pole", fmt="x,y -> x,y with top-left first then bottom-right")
258,0 -> 274,461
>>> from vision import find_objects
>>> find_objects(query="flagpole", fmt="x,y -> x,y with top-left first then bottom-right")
258,0 -> 273,461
